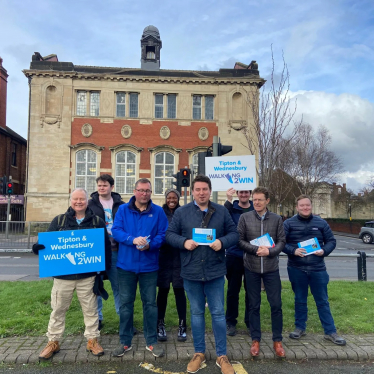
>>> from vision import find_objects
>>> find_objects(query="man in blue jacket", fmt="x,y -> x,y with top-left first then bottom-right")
111,178 -> 168,358
224,188 -> 253,336
283,195 -> 346,346
166,175 -> 238,374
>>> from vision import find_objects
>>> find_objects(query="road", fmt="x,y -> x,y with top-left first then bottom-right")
0,235 -> 373,281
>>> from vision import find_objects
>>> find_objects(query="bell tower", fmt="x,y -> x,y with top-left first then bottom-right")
141,25 -> 162,71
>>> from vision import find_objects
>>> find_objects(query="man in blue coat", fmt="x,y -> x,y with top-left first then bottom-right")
111,178 -> 168,358
166,175 -> 238,374
283,195 -> 346,346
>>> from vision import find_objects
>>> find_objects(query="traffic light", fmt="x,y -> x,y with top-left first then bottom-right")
180,168 -> 191,188
0,176 -> 6,195
6,181 -> 13,195
218,143 -> 232,156
197,149 -> 212,175
172,171 -> 181,193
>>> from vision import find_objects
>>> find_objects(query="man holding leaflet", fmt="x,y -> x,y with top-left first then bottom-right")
283,195 -> 346,345
237,186 -> 286,358
166,175 -> 238,374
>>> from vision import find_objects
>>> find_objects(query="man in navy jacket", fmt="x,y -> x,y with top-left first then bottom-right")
111,178 -> 168,358
283,195 -> 346,346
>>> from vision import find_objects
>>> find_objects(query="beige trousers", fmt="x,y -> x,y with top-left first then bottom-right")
46,276 -> 99,341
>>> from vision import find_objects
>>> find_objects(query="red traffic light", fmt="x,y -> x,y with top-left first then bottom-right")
7,183 -> 12,188
182,170 -> 188,177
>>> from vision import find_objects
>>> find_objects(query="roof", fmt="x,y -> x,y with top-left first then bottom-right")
0,126 -> 27,145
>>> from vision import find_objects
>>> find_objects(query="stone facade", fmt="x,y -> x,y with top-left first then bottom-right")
23,27 -> 264,222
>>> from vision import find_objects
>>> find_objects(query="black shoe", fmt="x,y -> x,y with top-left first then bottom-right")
157,319 -> 167,341
226,324 -> 237,336
98,320 -> 103,331
178,320 -> 187,342
133,326 -> 138,336
324,332 -> 346,346
289,328 -> 305,340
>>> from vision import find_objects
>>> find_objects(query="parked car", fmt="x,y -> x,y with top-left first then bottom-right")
359,221 -> 374,244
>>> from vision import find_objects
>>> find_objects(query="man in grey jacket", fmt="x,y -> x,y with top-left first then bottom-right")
237,186 -> 286,358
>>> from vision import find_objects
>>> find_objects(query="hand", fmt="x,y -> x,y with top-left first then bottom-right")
294,248 -> 307,257
209,239 -> 222,252
133,237 -> 148,247
256,246 -> 270,257
314,249 -> 324,256
226,188 -> 236,202
184,239 -> 198,251
137,243 -> 149,251
32,243 -> 45,255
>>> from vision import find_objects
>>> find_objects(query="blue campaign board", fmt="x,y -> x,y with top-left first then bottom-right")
298,237 -> 321,256
38,228 -> 105,278
192,228 -> 216,245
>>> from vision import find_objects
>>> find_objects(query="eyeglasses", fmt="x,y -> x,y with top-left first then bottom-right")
135,189 -> 152,194
253,199 -> 266,203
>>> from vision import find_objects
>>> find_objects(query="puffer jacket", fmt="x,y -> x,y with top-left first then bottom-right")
283,214 -> 336,272
165,201 -> 239,282
238,210 -> 286,274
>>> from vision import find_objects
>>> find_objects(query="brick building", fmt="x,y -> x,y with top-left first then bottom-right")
23,25 -> 264,222
0,57 -> 27,198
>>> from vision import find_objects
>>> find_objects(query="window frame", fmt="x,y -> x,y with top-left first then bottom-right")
167,94 -> 177,119
155,94 -> 164,119
11,143 -> 17,167
154,151 -> 175,195
75,149 -> 98,195
192,95 -> 202,120
76,90 -> 100,117
116,92 -> 126,117
129,93 -> 139,118
205,95 -> 214,120
115,150 -> 137,194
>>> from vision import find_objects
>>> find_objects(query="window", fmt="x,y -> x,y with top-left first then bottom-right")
147,51 -> 155,59
154,152 -> 174,195
167,94 -> 177,119
155,94 -> 164,118
193,95 -> 202,120
116,92 -> 126,117
115,151 -> 136,194
205,96 -> 214,120
76,91 -> 100,116
11,144 -> 17,167
129,93 -> 138,118
192,153 -> 199,176
75,150 -> 97,194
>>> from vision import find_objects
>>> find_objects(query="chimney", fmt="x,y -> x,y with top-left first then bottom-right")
0,57 -> 8,129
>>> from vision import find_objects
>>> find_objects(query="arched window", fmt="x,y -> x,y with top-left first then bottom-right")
154,152 -> 174,195
192,153 -> 199,176
116,151 -> 136,194
75,150 -> 97,194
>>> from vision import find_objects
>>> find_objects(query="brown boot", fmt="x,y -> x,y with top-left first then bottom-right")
39,341 -> 60,360
187,353 -> 206,373
216,355 -> 235,374
250,340 -> 260,356
86,338 -> 104,356
273,341 -> 286,357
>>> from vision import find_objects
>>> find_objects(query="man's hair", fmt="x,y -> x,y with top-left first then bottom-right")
135,178 -> 152,190
70,188 -> 88,201
96,174 -> 114,186
191,175 -> 212,191
296,194 -> 312,204
252,187 -> 269,200
237,190 -> 252,194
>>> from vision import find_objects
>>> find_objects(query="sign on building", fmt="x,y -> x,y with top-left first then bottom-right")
0,195 -> 25,205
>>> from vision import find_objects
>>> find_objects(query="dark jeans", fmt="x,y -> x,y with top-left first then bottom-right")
157,286 -> 187,323
225,255 -> 249,328
245,268 -> 283,342
117,268 -> 158,346
287,266 -> 336,335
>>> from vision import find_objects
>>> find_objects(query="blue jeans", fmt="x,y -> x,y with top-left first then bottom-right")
117,268 -> 158,346
97,251 -> 121,320
287,267 -> 336,335
183,276 -> 226,357
245,269 -> 283,342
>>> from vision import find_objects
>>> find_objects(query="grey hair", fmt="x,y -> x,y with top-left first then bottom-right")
70,188 -> 88,201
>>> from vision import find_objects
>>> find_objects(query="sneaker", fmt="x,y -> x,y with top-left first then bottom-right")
226,324 -> 237,337
178,324 -> 187,342
98,320 -> 103,331
38,341 -> 60,360
187,353 -> 206,373
112,344 -> 132,357
146,344 -> 165,357
289,328 -> 306,340
86,338 -> 104,356
324,332 -> 346,346
216,355 -> 235,374
157,319 -> 167,342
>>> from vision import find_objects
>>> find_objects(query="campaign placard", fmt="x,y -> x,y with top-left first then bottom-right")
205,155 -> 256,191
38,228 -> 105,278
192,228 -> 216,245
298,237 -> 321,256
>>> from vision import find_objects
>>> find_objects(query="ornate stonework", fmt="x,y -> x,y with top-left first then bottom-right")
81,123 -> 93,138
160,126 -> 171,140
198,127 -> 209,141
121,125 -> 132,139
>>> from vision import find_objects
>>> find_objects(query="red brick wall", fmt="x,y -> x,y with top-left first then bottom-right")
0,59 -> 8,129
324,220 -> 362,235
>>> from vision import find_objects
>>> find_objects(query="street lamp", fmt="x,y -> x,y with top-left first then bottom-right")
349,203 -> 352,221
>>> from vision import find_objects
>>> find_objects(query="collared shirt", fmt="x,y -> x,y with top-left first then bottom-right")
193,200 -> 208,213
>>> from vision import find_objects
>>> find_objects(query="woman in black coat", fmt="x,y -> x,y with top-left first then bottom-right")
157,188 -> 187,342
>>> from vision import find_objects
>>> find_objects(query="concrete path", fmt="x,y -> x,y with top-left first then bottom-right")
1,331 -> 374,364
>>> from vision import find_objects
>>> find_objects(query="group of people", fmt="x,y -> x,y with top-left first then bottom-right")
32,173 -> 344,374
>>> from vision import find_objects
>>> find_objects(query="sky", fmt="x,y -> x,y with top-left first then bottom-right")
1,0 -> 373,192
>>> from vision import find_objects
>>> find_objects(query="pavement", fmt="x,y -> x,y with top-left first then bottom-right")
1,330 -> 374,365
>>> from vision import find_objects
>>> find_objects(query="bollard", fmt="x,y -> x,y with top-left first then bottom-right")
357,251 -> 367,281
